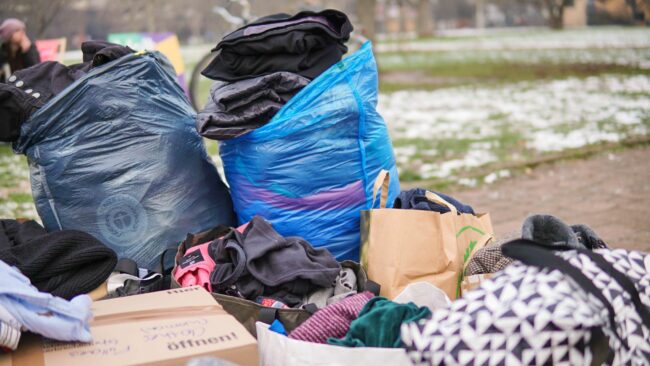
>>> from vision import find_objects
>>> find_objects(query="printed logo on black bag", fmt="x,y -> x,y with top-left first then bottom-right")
180,251 -> 204,269
97,194 -> 148,246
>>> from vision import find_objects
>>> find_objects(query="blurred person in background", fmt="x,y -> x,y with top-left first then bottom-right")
0,19 -> 40,83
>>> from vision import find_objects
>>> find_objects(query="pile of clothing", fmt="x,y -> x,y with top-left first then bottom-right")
400,215 -> 650,365
0,8 -> 646,365
0,233 -> 102,351
0,41 -> 133,142
0,217 -> 195,352
288,293 -> 430,348
0,249 -> 97,351
197,9 -> 352,140
0,219 -> 166,302
175,216 -> 358,309
0,219 -> 117,300
256,213 -> 649,365
403,242 -> 650,364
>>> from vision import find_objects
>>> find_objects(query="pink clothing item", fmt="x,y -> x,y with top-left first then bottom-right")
289,291 -> 374,344
256,297 -> 290,309
176,242 -> 215,291
174,223 -> 249,291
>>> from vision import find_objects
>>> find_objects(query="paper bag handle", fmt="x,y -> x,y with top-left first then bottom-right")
424,191 -> 458,215
371,170 -> 391,208
462,234 -> 493,272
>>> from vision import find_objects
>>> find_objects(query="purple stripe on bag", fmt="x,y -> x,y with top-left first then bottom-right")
234,180 -> 366,211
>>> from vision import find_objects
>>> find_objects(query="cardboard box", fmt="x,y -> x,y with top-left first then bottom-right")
3,286 -> 257,366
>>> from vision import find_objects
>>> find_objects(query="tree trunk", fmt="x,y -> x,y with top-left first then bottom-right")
356,0 -> 377,43
145,0 -> 156,33
398,0 -> 408,34
416,0 -> 435,37
545,0 -> 565,29
475,0 -> 486,29
34,0 -> 66,37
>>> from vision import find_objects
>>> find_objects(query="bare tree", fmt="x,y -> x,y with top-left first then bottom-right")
0,0 -> 68,37
356,0 -> 377,42
624,0 -> 650,22
490,0 -> 574,29
416,0 -> 435,36
475,0 -> 486,28
542,0 -> 574,29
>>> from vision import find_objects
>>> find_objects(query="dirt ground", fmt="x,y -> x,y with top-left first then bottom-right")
453,145 -> 650,252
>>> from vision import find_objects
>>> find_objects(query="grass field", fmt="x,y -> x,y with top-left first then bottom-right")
1,26 -> 649,219
381,74 -> 650,187
374,27 -> 650,188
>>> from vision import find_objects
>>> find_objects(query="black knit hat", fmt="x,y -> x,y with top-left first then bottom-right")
0,219 -> 117,299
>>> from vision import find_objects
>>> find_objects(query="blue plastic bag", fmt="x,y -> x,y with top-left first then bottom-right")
220,42 -> 400,261
14,51 -> 235,269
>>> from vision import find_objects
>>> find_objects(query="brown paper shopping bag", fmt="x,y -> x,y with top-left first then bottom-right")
360,170 -> 493,300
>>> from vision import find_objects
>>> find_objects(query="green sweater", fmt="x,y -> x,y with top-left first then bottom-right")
327,296 -> 431,348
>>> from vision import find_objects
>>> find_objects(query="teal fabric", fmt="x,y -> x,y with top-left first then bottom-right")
327,296 -> 431,348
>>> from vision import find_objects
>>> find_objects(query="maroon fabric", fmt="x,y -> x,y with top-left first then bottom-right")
288,291 -> 374,344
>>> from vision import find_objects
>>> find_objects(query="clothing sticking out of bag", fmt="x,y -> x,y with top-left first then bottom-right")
465,214 -> 609,276
0,41 -> 134,142
175,242 -> 216,291
289,291 -> 374,344
202,9 -> 352,82
197,72 -> 310,140
80,41 -> 135,67
101,258 -> 166,299
393,188 -> 475,215
269,319 -> 288,336
302,267 -> 358,309
220,43 -> 400,262
403,242 -> 650,365
173,223 -> 249,293
327,296 -> 431,348
0,84 -> 44,142
362,171 -> 492,300
210,216 -> 341,306
0,219 -> 117,300
256,297 -> 290,309
15,51 -> 236,268
0,260 -> 92,342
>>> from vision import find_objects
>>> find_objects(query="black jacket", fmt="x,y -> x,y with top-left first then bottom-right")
0,41 -> 133,142
202,9 -> 353,81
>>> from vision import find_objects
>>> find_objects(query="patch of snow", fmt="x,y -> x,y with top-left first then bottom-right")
380,75 -> 650,178
377,27 -> 650,53
458,178 -> 478,187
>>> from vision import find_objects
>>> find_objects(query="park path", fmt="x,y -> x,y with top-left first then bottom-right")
453,145 -> 650,251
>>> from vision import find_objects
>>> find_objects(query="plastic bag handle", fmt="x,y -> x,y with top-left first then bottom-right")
371,170 -> 391,208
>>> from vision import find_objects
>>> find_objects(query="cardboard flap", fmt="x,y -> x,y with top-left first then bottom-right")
92,287 -> 226,323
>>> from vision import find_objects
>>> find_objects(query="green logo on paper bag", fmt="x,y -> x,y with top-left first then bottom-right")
456,226 -> 486,298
